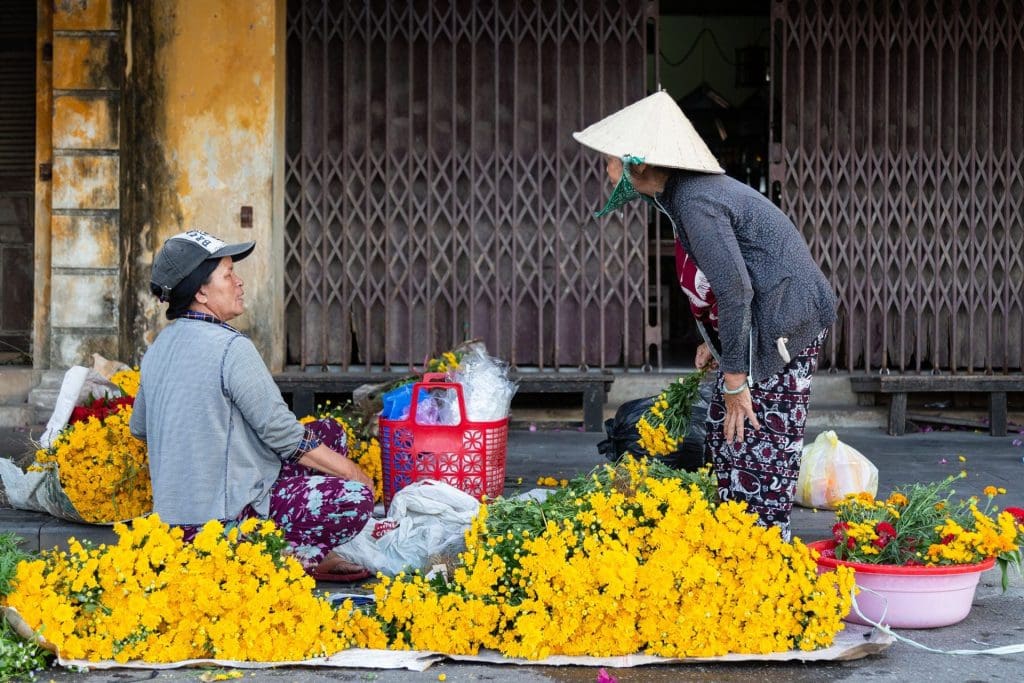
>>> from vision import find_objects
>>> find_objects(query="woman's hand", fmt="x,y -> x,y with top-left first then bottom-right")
722,372 -> 761,443
299,444 -> 374,489
695,343 -> 719,370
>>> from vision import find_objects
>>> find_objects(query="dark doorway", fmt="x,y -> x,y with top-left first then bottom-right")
0,0 -> 36,365
655,1 -> 771,368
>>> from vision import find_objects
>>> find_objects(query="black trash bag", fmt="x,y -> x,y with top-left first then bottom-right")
596,380 -> 714,472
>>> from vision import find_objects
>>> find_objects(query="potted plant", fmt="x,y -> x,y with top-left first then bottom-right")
809,474 -> 1024,629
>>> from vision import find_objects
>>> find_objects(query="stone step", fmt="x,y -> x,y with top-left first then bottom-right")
0,367 -> 37,405
0,404 -> 34,429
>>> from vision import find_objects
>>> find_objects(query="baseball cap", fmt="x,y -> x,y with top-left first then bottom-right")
151,230 -> 255,302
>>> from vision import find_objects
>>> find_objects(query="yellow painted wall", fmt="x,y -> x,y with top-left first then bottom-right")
127,0 -> 285,368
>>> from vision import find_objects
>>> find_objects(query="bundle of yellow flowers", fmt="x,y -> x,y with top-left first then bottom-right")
636,370 -> 706,457
300,405 -> 383,502
29,369 -> 151,523
828,474 -> 1024,589
372,457 -> 855,658
4,515 -> 382,662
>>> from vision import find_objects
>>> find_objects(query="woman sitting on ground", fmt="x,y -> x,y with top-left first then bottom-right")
129,230 -> 373,581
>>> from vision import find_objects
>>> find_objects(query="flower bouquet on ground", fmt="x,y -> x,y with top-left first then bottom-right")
0,367 -> 151,524
635,369 -> 707,458
812,475 -> 1024,628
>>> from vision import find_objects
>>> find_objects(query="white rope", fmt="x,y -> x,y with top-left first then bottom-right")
850,586 -> 1024,656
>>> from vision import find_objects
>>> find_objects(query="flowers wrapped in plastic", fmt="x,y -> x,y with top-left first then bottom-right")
380,341 -> 517,425
0,364 -> 151,524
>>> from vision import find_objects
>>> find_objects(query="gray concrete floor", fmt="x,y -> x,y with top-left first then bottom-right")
3,424 -> 1024,681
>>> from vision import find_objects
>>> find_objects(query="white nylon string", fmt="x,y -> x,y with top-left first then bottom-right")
849,586 -> 1024,656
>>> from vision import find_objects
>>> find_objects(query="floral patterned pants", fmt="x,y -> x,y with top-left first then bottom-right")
177,419 -> 374,570
704,330 -> 826,541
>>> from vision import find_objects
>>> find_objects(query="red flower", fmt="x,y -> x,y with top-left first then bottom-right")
941,534 -> 955,545
872,521 -> 897,549
66,395 -> 135,426
831,522 -> 855,549
1006,507 -> 1024,526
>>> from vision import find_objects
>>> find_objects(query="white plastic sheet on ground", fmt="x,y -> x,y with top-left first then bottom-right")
3,606 -> 893,671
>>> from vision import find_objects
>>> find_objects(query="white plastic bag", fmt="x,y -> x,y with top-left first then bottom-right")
451,343 -> 517,421
332,480 -> 480,576
40,355 -> 128,448
795,430 -> 878,509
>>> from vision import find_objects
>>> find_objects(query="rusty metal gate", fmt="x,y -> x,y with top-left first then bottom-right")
284,0 -> 656,371
771,0 -> 1024,373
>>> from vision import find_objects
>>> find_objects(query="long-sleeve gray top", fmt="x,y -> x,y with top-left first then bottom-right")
653,171 -> 836,382
129,318 -> 306,525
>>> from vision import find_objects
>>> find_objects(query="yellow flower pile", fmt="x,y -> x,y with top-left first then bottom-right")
30,369 -> 151,523
372,458 -> 855,658
6,460 -> 856,664
4,515 -> 383,662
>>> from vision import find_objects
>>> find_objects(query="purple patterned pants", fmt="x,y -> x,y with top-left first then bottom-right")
704,331 -> 826,541
177,419 -> 373,570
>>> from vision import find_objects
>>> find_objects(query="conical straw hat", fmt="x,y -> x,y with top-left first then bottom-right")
572,91 -> 724,174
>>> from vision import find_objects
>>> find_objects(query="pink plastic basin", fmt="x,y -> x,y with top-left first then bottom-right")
807,540 -> 995,629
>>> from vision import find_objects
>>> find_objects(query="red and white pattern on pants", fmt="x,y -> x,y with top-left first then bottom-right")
704,330 -> 826,541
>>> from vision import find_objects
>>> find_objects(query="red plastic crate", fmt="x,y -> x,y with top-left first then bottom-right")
379,374 -> 508,509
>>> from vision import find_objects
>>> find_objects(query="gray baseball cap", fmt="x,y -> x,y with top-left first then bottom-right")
151,230 -> 255,302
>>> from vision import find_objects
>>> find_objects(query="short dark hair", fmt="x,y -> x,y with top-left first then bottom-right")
157,258 -> 220,320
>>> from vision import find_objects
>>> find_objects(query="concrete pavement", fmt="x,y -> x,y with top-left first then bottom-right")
2,424 -> 1024,680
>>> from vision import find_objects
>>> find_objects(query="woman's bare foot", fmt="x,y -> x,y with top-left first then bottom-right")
313,551 -> 366,576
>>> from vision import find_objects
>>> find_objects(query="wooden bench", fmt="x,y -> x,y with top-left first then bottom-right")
274,370 -> 615,432
849,375 -> 1024,437
508,371 -> 615,432
274,372 -> 404,419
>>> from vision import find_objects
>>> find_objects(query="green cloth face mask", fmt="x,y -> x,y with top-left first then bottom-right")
594,154 -> 648,218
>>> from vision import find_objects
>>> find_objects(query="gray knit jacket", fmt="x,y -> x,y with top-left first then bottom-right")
129,319 -> 305,525
653,171 -> 836,382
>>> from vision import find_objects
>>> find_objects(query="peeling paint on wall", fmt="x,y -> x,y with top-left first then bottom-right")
123,0 -> 282,364
53,95 -> 119,149
52,156 -> 119,209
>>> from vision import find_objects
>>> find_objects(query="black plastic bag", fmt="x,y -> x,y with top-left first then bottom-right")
596,380 -> 713,472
